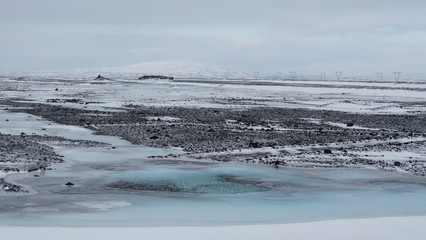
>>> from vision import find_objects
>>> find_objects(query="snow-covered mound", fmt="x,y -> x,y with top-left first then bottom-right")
98,61 -> 234,78
1,61 -> 235,80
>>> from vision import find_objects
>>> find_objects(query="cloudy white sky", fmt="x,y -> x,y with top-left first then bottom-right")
1,0 -> 425,75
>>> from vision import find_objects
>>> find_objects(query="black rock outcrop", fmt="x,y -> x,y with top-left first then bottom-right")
94,74 -> 110,80
138,75 -> 173,80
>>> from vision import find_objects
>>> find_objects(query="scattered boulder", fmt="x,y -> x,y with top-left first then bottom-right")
324,149 -> 332,154
65,182 -> 75,186
249,141 -> 262,148
346,122 -> 354,127
394,161 -> 401,167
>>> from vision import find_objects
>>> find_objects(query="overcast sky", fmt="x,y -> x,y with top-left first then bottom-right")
1,0 -> 425,75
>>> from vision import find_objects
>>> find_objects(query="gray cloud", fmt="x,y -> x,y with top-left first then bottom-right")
1,0 -> 426,75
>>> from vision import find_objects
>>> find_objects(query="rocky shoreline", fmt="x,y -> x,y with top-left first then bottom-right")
1,99 -> 425,180
0,130 -> 109,193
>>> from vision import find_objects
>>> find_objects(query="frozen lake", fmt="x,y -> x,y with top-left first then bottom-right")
2,151 -> 426,227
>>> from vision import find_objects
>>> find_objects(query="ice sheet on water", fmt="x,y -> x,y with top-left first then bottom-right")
107,166 -> 275,194
2,160 -> 426,227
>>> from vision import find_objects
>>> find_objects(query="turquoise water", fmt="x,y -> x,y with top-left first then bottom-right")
2,160 -> 426,227
107,164 -> 426,225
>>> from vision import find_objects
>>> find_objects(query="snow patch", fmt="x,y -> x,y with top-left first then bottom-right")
1,216 -> 426,240
74,201 -> 131,211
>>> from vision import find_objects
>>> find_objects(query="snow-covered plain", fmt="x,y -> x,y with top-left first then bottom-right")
1,67 -> 426,239
2,216 -> 426,240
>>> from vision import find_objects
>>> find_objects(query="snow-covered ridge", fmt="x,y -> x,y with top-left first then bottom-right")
1,61 -> 426,82
99,61 -> 233,76
0,61 -> 236,80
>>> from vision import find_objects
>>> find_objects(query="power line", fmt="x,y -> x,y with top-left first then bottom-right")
393,72 -> 401,81
253,72 -> 259,79
276,72 -> 282,80
336,71 -> 342,81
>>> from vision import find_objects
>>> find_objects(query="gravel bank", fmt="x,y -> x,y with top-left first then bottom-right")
1,99 -> 425,176
0,131 -> 109,193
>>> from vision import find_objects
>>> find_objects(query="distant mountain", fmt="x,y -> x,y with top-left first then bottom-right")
98,61 -> 235,78
1,61 -> 236,80
5,61 -> 424,81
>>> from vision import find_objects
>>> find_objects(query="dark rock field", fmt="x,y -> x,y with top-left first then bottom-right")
1,99 -> 425,179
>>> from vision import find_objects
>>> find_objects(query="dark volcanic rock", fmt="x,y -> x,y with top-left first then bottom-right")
0,133 -> 64,173
0,127 -> 109,193
0,179 -> 28,193
138,75 -> 174,80
249,141 -> 262,148
346,122 -> 354,127
94,74 -> 109,80
324,149 -> 333,154
1,99 -> 425,176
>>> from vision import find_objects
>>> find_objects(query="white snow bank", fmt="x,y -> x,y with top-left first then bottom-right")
0,172 -> 9,178
91,61 -> 233,77
73,201 -> 131,211
1,216 -> 425,240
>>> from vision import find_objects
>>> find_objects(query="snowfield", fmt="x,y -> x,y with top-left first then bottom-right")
0,65 -> 425,239
2,216 -> 426,240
